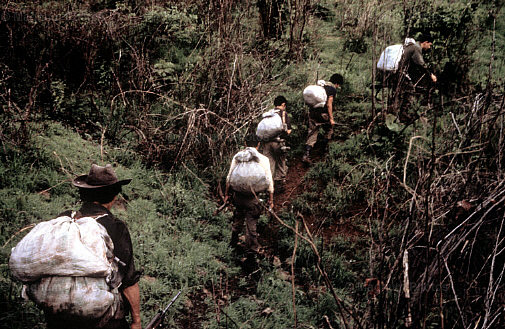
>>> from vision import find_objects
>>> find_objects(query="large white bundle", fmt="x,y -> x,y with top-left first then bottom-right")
303,85 -> 327,108
377,44 -> 404,72
256,109 -> 284,140
25,276 -> 123,324
9,216 -> 113,283
229,148 -> 270,193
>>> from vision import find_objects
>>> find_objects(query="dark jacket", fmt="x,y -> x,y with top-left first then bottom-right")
400,42 -> 431,85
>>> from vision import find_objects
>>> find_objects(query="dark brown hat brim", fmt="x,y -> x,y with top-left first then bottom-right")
72,175 -> 132,189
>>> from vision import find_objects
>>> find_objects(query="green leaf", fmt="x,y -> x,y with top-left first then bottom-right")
385,114 -> 403,132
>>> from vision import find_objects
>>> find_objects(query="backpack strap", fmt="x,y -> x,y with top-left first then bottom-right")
71,211 -> 107,220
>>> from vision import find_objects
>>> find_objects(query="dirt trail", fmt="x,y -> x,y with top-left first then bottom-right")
273,156 -> 309,211
261,144 -> 365,256
273,144 -> 326,211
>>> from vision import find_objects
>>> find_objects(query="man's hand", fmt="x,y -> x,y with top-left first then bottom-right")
431,73 -> 437,83
329,118 -> 335,125
223,195 -> 229,204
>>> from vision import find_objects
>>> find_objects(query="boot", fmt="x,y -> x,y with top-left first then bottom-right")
302,145 -> 312,164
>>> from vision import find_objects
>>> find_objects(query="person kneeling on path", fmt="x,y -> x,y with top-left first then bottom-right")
224,134 -> 274,255
260,95 -> 291,194
53,164 -> 142,329
303,73 -> 344,164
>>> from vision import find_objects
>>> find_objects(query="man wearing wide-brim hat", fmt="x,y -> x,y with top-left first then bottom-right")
46,164 -> 142,329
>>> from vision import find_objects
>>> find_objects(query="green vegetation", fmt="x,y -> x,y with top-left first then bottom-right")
1,0 -> 505,328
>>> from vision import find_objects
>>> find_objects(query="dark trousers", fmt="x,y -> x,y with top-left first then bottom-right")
231,192 -> 262,252
45,300 -> 128,329
306,113 -> 333,148
262,140 -> 287,182
392,73 -> 432,121
46,315 -> 129,329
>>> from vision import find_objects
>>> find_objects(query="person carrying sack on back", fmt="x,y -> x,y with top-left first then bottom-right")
395,33 -> 437,121
60,164 -> 142,329
258,95 -> 291,194
10,164 -> 142,329
302,73 -> 344,164
224,134 -> 274,257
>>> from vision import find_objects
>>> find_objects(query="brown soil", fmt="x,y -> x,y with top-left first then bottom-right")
263,142 -> 366,253
273,156 -> 309,211
273,142 -> 327,211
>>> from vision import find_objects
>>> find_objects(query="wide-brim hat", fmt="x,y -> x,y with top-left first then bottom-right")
73,164 -> 132,189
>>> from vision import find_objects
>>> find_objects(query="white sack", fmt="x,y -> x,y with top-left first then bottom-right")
9,216 -> 113,283
256,109 -> 284,140
404,38 -> 416,46
229,149 -> 270,193
303,85 -> 327,108
377,44 -> 403,72
25,276 -> 122,323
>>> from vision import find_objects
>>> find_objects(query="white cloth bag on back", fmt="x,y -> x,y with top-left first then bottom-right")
229,148 -> 270,193
25,276 -> 123,323
10,214 -> 123,324
377,44 -> 403,72
9,215 -> 113,282
303,85 -> 327,108
256,109 -> 284,140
